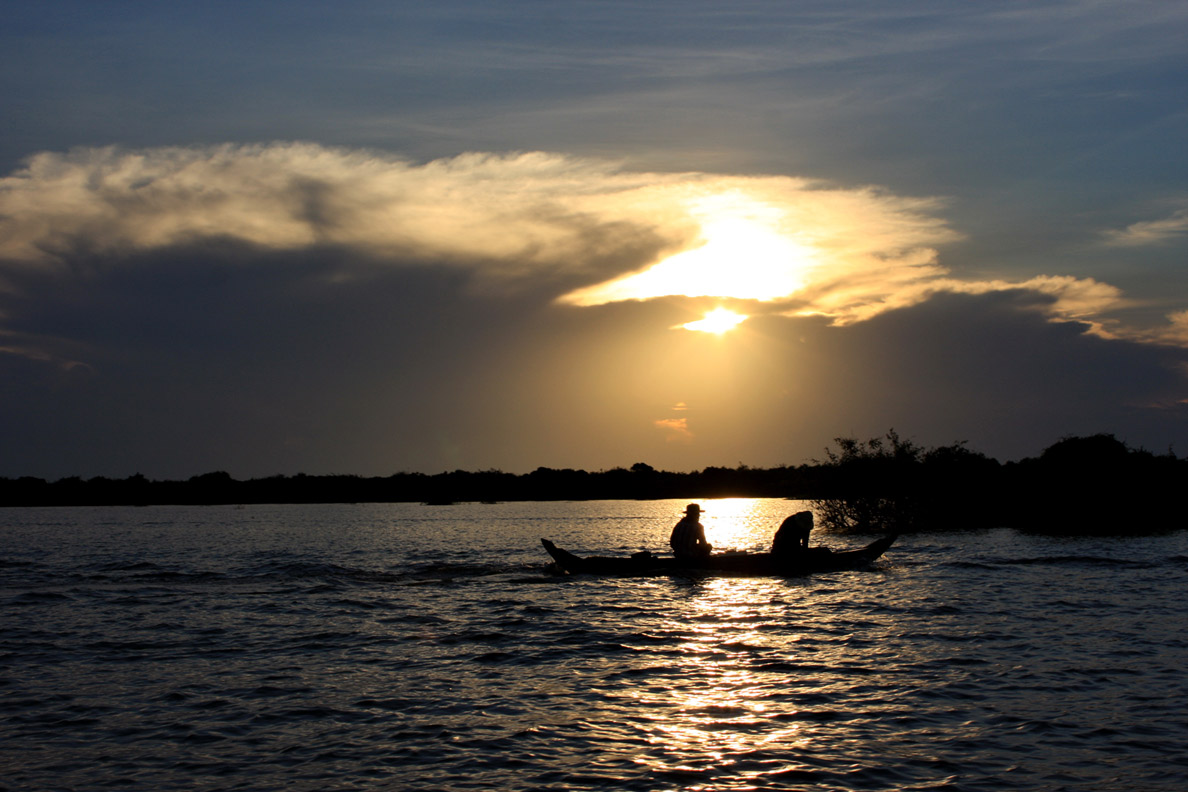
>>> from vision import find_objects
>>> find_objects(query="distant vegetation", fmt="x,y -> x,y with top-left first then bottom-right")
1,433 -> 1182,534
808,431 -> 1182,535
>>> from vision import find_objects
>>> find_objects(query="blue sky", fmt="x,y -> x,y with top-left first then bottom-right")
2,1 -> 1187,478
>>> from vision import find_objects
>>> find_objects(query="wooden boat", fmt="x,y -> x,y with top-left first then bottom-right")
540,534 -> 897,577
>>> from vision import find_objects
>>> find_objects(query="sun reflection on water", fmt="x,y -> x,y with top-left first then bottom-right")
612,574 -> 843,783
698,497 -> 794,552
576,499 -> 901,786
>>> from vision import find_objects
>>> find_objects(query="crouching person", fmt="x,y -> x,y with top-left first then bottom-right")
772,511 -> 813,558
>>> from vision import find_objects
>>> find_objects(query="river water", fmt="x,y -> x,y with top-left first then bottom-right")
2,499 -> 1186,791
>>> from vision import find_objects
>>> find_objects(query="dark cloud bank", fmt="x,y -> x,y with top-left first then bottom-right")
3,235 -> 1187,481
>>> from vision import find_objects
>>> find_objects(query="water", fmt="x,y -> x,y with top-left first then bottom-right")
2,499 -> 1186,791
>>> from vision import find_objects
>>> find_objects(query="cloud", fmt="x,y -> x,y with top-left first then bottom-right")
498,291 -> 1188,472
2,143 -> 1186,367
0,144 -> 945,326
1103,207 -> 1188,247
783,290 -> 1188,461
2,231 -> 1186,479
1130,309 -> 1188,348
0,145 -> 677,286
3,146 -> 963,304
654,417 -> 693,444
850,274 -> 1127,334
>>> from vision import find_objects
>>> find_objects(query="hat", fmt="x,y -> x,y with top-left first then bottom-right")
684,503 -> 702,514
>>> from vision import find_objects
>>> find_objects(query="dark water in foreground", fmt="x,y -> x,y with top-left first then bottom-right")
2,500 -> 1187,791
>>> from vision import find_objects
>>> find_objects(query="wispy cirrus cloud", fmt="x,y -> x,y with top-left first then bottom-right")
1103,207 -> 1188,247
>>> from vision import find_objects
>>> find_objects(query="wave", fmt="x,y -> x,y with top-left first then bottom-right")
971,555 -> 1159,570
6,558 -> 554,594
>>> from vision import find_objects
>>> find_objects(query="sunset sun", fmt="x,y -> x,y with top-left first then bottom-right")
559,193 -> 819,307
682,307 -> 747,334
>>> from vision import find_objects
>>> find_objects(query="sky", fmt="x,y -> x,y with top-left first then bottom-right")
2,1 -> 1187,480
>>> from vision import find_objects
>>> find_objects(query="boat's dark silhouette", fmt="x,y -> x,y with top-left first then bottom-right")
540,534 -> 897,577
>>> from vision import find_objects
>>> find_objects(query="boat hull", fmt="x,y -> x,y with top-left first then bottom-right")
541,535 -> 896,577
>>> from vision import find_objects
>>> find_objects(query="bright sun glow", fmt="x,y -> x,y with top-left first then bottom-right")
560,194 -> 819,306
682,307 -> 747,334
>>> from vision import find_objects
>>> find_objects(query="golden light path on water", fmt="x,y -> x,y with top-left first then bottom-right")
611,499 -> 826,781
698,497 -> 784,551
10,500 -> 1188,790
631,577 -> 817,782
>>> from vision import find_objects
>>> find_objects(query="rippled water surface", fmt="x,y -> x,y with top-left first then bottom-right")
3,500 -> 1187,791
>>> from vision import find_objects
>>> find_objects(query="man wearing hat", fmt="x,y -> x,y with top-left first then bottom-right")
670,503 -> 713,561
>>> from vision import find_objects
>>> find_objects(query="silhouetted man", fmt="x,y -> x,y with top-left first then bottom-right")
670,503 -> 712,560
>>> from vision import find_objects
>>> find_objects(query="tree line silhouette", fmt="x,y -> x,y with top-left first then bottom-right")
1,433 -> 1181,534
